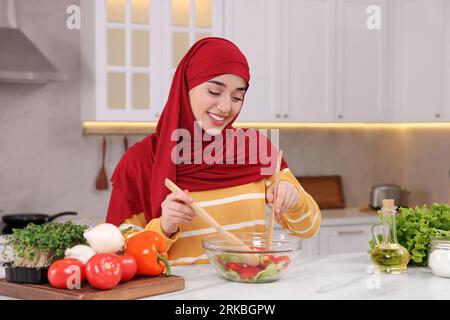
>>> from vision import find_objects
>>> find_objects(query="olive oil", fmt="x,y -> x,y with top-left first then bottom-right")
370,199 -> 411,274
370,244 -> 410,274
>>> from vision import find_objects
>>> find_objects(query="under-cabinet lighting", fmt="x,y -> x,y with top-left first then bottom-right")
82,121 -> 450,135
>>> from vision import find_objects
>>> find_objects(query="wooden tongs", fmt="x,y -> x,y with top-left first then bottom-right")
164,178 -> 260,266
267,151 -> 283,247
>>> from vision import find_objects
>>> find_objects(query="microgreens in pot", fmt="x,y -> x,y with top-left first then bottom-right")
2,222 -> 89,268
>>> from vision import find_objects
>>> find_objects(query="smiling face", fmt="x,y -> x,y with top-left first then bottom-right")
189,74 -> 248,135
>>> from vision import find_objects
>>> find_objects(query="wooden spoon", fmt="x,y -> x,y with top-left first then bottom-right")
164,178 -> 260,266
95,136 -> 109,190
267,151 -> 283,247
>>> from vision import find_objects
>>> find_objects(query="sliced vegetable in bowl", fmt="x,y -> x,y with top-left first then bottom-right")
202,232 -> 301,283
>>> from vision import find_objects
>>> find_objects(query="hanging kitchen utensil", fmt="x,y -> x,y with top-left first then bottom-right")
267,151 -> 283,247
95,136 -> 109,190
124,136 -> 129,152
2,212 -> 78,229
164,178 -> 260,266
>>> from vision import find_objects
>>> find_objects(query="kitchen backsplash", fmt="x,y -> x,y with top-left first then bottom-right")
0,0 -> 449,219
281,128 -> 450,208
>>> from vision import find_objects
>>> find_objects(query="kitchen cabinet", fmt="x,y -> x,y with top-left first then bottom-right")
223,0 -> 283,122
391,0 -> 450,122
298,223 -> 373,258
279,0 -> 337,122
225,0 -> 450,123
81,0 -> 223,121
224,0 -> 337,122
318,224 -> 372,255
335,0 -> 389,122
81,0 -> 450,124
224,0 -> 390,123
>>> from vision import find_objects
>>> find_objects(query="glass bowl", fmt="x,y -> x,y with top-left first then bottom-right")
202,231 -> 302,283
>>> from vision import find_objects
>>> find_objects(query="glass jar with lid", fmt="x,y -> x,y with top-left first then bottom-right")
428,237 -> 450,277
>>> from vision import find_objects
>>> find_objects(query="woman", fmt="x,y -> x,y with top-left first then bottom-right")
106,37 -> 321,266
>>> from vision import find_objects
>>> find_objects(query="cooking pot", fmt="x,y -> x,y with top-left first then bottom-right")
369,184 -> 409,209
2,211 -> 78,230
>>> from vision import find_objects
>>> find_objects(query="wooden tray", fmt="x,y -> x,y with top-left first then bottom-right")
0,275 -> 184,300
295,175 -> 346,209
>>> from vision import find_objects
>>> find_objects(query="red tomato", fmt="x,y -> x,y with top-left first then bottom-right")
85,254 -> 122,290
119,254 -> 137,282
225,262 -> 244,273
272,255 -> 291,269
238,266 -> 261,279
48,258 -> 85,289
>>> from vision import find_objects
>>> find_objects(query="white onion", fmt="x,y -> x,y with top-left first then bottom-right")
65,245 -> 96,264
83,223 -> 125,253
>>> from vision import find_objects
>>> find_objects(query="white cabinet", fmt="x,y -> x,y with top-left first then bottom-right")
224,0 -> 391,123
335,0 -> 389,122
81,0 -> 223,122
298,223 -> 374,258
280,0 -> 336,122
318,224 -> 373,255
392,0 -> 450,122
81,0 -> 450,124
223,0 -> 282,122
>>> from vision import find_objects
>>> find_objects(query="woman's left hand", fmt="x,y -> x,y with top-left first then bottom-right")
266,181 -> 299,217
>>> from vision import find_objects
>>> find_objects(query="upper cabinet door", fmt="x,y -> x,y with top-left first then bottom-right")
281,0 -> 336,122
160,0 -> 223,116
223,0 -> 282,122
82,0 -> 162,121
336,0 -> 389,122
392,0 -> 449,122
81,0 -> 223,122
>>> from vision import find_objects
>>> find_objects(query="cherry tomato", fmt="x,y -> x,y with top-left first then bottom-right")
272,255 -> 291,269
48,258 -> 85,289
238,266 -> 261,279
85,253 -> 122,290
119,254 -> 137,282
225,262 -> 244,273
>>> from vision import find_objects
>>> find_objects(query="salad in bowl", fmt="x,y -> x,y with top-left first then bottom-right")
202,231 -> 302,283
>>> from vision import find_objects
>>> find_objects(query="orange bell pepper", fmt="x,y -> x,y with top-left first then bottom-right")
124,231 -> 171,276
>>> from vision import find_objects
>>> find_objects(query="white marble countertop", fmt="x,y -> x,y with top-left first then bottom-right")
1,252 -> 449,300
144,253 -> 448,300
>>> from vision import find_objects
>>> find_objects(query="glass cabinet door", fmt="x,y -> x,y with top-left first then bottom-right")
100,0 -> 156,120
92,0 -> 222,121
161,0 -> 223,103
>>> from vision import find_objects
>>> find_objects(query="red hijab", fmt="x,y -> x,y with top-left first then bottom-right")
106,37 -> 287,226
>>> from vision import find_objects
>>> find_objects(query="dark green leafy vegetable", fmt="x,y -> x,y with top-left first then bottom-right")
369,203 -> 450,266
2,222 -> 89,268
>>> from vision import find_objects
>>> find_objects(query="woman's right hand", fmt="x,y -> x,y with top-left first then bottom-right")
161,190 -> 195,237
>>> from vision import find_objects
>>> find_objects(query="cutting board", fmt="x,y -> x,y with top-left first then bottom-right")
0,275 -> 184,300
296,175 -> 346,209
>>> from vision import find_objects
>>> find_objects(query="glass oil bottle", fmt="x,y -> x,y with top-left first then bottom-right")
370,199 -> 410,274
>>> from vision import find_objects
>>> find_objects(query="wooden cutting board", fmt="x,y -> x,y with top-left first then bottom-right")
296,175 -> 346,209
0,275 -> 184,300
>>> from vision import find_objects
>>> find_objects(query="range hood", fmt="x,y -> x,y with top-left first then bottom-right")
0,0 -> 67,84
